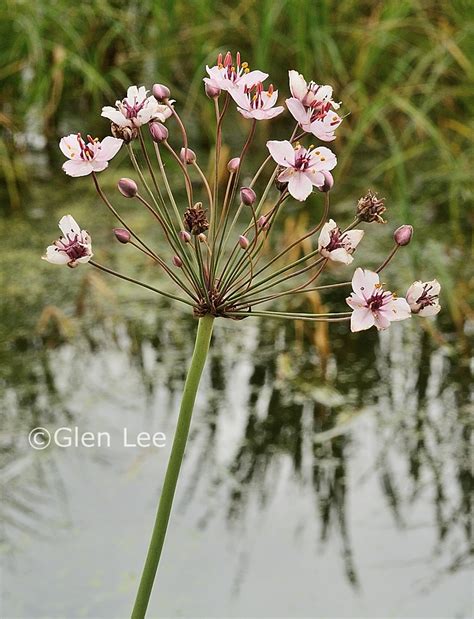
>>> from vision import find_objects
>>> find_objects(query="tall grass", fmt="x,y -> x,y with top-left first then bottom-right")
1,0 -> 472,244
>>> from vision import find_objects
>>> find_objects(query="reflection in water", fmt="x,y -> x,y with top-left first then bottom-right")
0,274 -> 472,615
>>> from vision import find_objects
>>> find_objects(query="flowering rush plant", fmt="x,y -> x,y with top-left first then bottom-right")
43,52 -> 441,617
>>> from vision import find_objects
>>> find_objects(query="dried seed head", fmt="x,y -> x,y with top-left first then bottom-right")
183,202 -> 209,235
180,147 -> 196,164
394,224 -> 413,246
152,83 -> 171,101
117,178 -> 138,198
227,157 -> 241,173
239,235 -> 250,249
357,190 -> 387,223
149,121 -> 169,143
111,123 -> 138,144
113,228 -> 131,244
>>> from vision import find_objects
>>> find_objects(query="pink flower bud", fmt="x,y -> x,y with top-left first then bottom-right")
149,121 -> 168,143
317,171 -> 334,193
180,147 -> 196,164
205,83 -> 221,99
258,216 -> 269,230
172,255 -> 183,267
394,224 -> 414,246
198,233 -> 207,243
227,157 -> 241,173
239,235 -> 250,249
113,228 -> 131,244
118,178 -> 138,198
179,230 -> 191,243
240,187 -> 256,206
152,83 -> 170,101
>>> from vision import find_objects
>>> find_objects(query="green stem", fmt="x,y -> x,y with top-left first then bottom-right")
131,314 -> 215,619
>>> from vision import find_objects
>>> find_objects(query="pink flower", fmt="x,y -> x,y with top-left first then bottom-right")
60,134 -> 123,177
286,70 -> 342,141
406,280 -> 441,316
346,268 -> 411,332
318,219 -> 364,264
266,140 -> 337,201
231,83 -> 284,120
204,51 -> 268,93
101,85 -> 172,128
42,215 -> 93,268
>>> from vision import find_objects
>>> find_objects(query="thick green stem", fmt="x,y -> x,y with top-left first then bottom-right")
131,315 -> 215,619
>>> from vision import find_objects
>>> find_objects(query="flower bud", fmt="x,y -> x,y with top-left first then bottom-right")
179,230 -> 191,243
118,178 -> 138,198
257,215 -> 269,230
172,255 -> 183,268
239,235 -> 250,250
180,147 -> 196,165
394,224 -> 413,246
152,83 -> 170,101
198,233 -> 206,243
113,228 -> 131,244
240,187 -> 256,206
227,157 -> 240,173
149,121 -> 168,143
205,82 -> 221,99
317,171 -> 334,193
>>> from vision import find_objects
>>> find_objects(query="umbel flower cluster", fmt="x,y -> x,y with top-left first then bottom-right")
43,53 -> 441,331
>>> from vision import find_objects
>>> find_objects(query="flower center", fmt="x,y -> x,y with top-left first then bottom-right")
416,284 -> 438,309
217,51 -> 250,82
76,134 -> 96,160
325,228 -> 350,251
121,96 -> 147,119
367,289 -> 391,311
57,234 -> 89,260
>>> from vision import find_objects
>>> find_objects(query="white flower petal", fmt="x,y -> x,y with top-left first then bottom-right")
58,215 -> 81,238
351,307 -> 375,332
59,134 -> 80,159
288,173 -> 313,201
288,70 -> 308,100
43,245 -> 69,265
266,140 -> 295,167
62,159 -> 94,177
352,268 -> 379,299
101,106 -> 129,127
94,136 -> 123,162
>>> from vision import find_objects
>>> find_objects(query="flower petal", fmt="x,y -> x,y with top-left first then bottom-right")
286,98 -> 310,125
43,245 -> 69,265
94,136 -> 123,162
62,159 -> 94,177
318,220 -> 337,250
352,268 -> 379,299
59,134 -> 80,159
58,215 -> 81,238
390,297 -> 412,321
328,247 -> 353,264
101,106 -> 129,127
240,70 -> 269,88
344,229 -> 364,250
288,70 -> 308,100
288,173 -> 313,201
351,307 -> 375,332
266,140 -> 295,167
418,303 -> 441,317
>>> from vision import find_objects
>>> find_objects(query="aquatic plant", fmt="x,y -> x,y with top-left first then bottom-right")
42,52 -> 441,617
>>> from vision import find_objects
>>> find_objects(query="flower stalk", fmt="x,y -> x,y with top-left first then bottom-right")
131,315 -> 215,619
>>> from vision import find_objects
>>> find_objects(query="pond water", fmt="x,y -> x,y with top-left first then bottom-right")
0,179 -> 472,618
